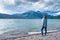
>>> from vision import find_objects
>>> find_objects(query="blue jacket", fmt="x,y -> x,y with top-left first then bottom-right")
42,18 -> 47,27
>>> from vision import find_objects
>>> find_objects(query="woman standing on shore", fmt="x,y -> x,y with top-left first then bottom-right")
41,14 -> 47,35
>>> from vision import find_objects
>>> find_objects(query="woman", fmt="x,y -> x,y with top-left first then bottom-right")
41,14 -> 47,35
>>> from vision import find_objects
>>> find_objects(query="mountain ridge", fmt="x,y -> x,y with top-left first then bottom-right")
0,11 -> 60,19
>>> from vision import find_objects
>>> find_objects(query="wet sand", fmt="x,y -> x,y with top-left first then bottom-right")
0,30 -> 60,40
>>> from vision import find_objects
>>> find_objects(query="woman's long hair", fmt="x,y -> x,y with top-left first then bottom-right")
43,14 -> 47,19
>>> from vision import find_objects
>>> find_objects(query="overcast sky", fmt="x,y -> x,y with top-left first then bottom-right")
0,0 -> 60,15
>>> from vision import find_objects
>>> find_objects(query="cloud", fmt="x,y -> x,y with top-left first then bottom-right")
0,0 -> 16,14
49,12 -> 60,16
3,0 -> 15,5
26,0 -> 39,2
32,2 -> 46,11
54,12 -> 60,16
0,0 -> 60,15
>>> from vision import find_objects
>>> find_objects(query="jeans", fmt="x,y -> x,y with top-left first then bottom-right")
41,26 -> 47,35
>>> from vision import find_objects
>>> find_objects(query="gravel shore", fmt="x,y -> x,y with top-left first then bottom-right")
0,30 -> 60,40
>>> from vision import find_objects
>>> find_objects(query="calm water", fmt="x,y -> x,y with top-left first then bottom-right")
0,19 -> 60,34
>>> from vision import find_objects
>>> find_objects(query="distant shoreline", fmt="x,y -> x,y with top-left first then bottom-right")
0,18 -> 60,19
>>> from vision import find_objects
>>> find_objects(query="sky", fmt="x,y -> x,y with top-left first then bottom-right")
0,0 -> 60,15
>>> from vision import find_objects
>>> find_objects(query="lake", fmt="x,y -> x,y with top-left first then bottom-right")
0,19 -> 60,34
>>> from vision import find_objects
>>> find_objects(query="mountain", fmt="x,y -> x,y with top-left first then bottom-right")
55,15 -> 60,19
21,11 -> 43,19
0,11 -> 60,19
